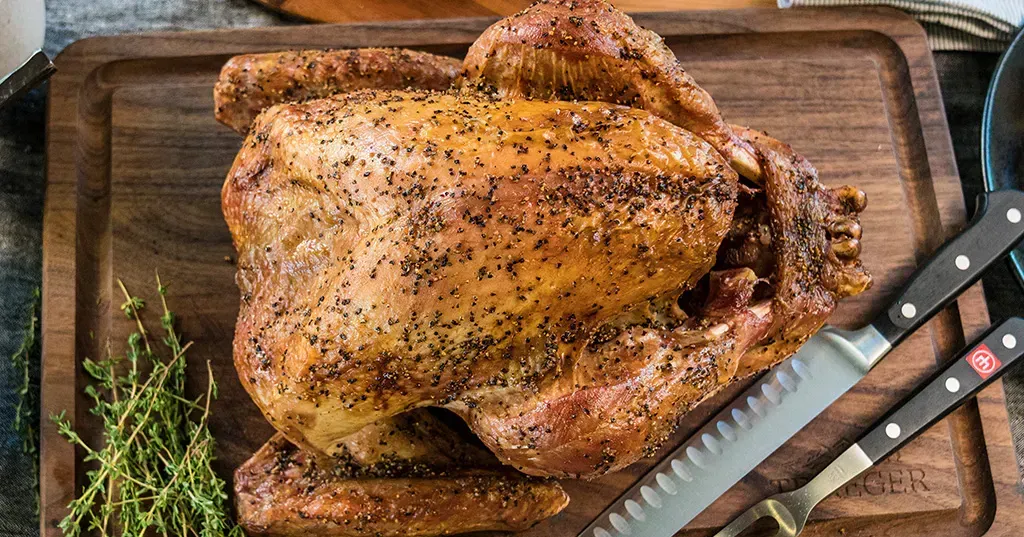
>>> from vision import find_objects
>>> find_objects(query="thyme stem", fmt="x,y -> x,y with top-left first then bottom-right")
51,275 -> 241,537
11,287 -> 41,514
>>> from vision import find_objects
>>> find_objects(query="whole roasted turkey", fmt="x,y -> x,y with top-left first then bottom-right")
216,1 -> 871,535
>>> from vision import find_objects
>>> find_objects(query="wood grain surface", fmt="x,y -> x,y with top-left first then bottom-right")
40,7 -> 1024,537
251,0 -> 778,23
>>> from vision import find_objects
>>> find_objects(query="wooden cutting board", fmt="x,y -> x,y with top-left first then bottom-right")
40,7 -> 1024,537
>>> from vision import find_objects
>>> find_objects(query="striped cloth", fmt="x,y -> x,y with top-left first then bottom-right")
779,0 -> 1024,51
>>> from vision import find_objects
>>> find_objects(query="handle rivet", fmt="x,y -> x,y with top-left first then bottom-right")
945,377 -> 960,393
1002,334 -> 1017,349
885,423 -> 901,439
954,255 -> 970,270
901,303 -> 917,319
1008,208 -> 1022,224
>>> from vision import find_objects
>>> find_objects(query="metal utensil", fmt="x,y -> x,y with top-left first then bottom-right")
0,50 -> 55,109
714,316 -> 1024,537
0,0 -> 52,109
579,189 -> 1024,537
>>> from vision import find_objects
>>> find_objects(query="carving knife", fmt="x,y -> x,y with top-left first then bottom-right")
712,316 -> 1024,537
579,188 -> 1024,537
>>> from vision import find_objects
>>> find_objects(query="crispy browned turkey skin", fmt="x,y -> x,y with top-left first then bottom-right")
225,89 -> 743,469
220,1 -> 871,534
214,48 -> 461,134
223,88 -> 869,481
460,0 -> 763,182
236,410 -> 568,537
454,128 -> 871,476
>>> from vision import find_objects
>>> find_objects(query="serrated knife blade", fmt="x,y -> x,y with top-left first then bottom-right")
579,325 -> 888,537
579,188 -> 1024,537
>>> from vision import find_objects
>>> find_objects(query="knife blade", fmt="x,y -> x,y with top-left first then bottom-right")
579,188 -> 1024,537
712,316 -> 1024,537
0,50 -> 54,109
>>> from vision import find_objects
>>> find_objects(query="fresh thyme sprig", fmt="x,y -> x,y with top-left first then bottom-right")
12,287 -> 41,514
51,275 -> 241,537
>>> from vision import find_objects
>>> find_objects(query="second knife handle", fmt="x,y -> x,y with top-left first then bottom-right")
871,190 -> 1024,346
858,317 -> 1024,463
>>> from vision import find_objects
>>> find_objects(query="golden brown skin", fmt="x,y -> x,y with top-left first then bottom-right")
720,127 -> 872,378
315,409 -> 501,469
214,48 -> 461,134
462,269 -> 775,477
223,89 -> 742,476
463,127 -> 871,477
459,0 -> 762,181
224,87 -> 870,480
221,4 -> 874,533
236,410 -> 569,537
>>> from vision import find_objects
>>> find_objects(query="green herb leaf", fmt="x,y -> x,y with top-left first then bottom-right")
52,275 -> 241,536
11,287 -> 41,514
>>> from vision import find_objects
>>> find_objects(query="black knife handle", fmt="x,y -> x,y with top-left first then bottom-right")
858,317 -> 1024,463
871,190 -> 1024,346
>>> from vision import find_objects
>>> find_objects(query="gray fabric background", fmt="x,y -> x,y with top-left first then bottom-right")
784,0 -> 1023,51
0,80 -> 45,537
0,1 -> 1020,535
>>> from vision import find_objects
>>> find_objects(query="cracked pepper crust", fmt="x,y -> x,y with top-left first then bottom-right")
219,1 -> 871,534
224,90 -> 740,466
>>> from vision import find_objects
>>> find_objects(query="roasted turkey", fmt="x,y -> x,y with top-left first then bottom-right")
217,0 -> 871,535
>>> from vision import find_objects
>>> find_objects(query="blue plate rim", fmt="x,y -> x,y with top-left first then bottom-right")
981,28 -> 1024,287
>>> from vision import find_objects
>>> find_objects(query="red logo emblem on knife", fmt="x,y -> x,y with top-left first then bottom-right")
966,344 -> 1000,379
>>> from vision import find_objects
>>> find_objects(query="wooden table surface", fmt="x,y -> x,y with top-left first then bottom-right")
252,0 -> 778,23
